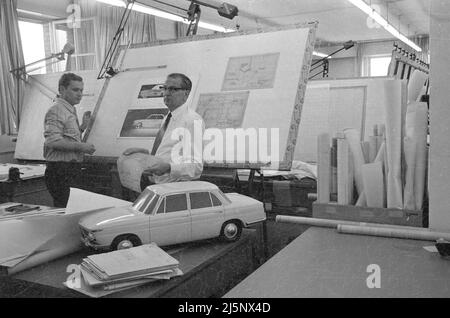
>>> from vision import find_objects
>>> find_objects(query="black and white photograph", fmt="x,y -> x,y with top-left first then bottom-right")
137,83 -> 165,99
0,0 -> 448,304
119,108 -> 168,138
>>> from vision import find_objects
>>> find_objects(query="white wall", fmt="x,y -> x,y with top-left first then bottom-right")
429,0 -> 450,230
360,40 -> 395,56
314,40 -> 396,79
327,57 -> 358,79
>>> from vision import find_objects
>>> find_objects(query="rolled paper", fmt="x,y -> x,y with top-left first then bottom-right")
374,142 -> 388,208
413,103 -> 429,210
317,133 -> 331,203
408,70 -> 428,104
403,136 -> 417,210
276,215 -> 427,232
369,136 -> 378,163
383,81 -> 403,209
330,138 -> 338,195
337,138 -> 354,205
355,191 -> 366,207
361,141 -> 371,164
343,128 -> 365,196
362,162 -> 384,208
337,224 -> 450,242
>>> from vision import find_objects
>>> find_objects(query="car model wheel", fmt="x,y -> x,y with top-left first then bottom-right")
220,220 -> 242,242
111,234 -> 142,250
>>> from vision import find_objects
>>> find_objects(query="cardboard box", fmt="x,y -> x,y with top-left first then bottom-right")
272,179 -> 316,207
312,202 -> 423,227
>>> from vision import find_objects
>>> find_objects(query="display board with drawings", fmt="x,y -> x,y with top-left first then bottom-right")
14,70 -> 104,160
294,77 -> 407,163
84,23 -> 317,171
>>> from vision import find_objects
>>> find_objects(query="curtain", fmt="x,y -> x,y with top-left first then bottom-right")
76,0 -> 157,70
0,0 -> 25,135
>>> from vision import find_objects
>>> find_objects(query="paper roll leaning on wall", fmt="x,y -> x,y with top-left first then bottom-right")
343,128 -> 365,197
403,102 -> 428,211
383,80 -> 406,209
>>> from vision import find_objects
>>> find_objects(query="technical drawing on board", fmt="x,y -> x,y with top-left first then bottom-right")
222,53 -> 280,91
196,91 -> 249,129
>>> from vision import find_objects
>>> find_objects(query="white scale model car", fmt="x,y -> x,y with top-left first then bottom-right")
79,181 -> 266,250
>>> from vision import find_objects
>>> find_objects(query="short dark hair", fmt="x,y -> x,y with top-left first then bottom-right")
167,73 -> 192,91
58,73 -> 83,92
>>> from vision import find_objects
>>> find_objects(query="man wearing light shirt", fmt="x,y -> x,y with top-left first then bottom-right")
123,73 -> 205,189
43,73 -> 96,207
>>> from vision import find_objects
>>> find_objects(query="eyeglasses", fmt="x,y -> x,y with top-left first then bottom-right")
161,86 -> 187,93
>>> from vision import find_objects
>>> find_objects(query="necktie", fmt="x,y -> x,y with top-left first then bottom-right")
151,112 -> 172,155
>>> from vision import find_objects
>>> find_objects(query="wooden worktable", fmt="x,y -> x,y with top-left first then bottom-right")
0,230 -> 260,298
225,227 -> 450,298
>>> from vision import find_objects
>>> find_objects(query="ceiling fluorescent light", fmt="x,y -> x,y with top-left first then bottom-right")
347,0 -> 422,52
17,8 -> 60,19
96,0 -> 234,33
313,51 -> 329,58
96,0 -> 126,7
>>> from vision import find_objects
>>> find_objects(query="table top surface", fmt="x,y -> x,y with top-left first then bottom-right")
5,230 -> 255,298
225,227 -> 450,298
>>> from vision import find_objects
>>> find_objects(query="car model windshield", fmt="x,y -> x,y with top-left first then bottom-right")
132,189 -> 160,214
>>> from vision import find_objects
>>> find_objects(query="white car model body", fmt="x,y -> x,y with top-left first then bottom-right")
79,181 -> 266,250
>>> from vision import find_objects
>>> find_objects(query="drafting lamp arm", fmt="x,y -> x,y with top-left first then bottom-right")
10,43 -> 75,78
186,0 -> 238,19
309,40 -> 355,80
97,0 -> 135,79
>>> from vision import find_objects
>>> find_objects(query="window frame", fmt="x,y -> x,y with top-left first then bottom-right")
155,197 -> 166,215
189,191 -> 214,210
164,193 -> 188,213
362,54 -> 392,77
49,17 -> 99,72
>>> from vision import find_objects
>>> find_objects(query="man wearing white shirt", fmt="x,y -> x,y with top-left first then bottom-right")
123,73 -> 205,189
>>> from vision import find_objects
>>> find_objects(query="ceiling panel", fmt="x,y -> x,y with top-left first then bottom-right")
17,0 -> 430,45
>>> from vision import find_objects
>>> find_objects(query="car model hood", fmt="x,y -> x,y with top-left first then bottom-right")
79,207 -> 139,230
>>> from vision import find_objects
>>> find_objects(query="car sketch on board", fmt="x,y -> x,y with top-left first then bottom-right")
132,113 -> 165,130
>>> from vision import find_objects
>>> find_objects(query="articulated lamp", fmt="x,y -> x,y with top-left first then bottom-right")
10,43 -> 75,79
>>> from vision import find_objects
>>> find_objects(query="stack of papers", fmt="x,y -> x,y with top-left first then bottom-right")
78,243 -> 182,292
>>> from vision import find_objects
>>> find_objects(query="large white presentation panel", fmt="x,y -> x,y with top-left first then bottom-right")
15,70 -> 104,160
86,23 -> 317,170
